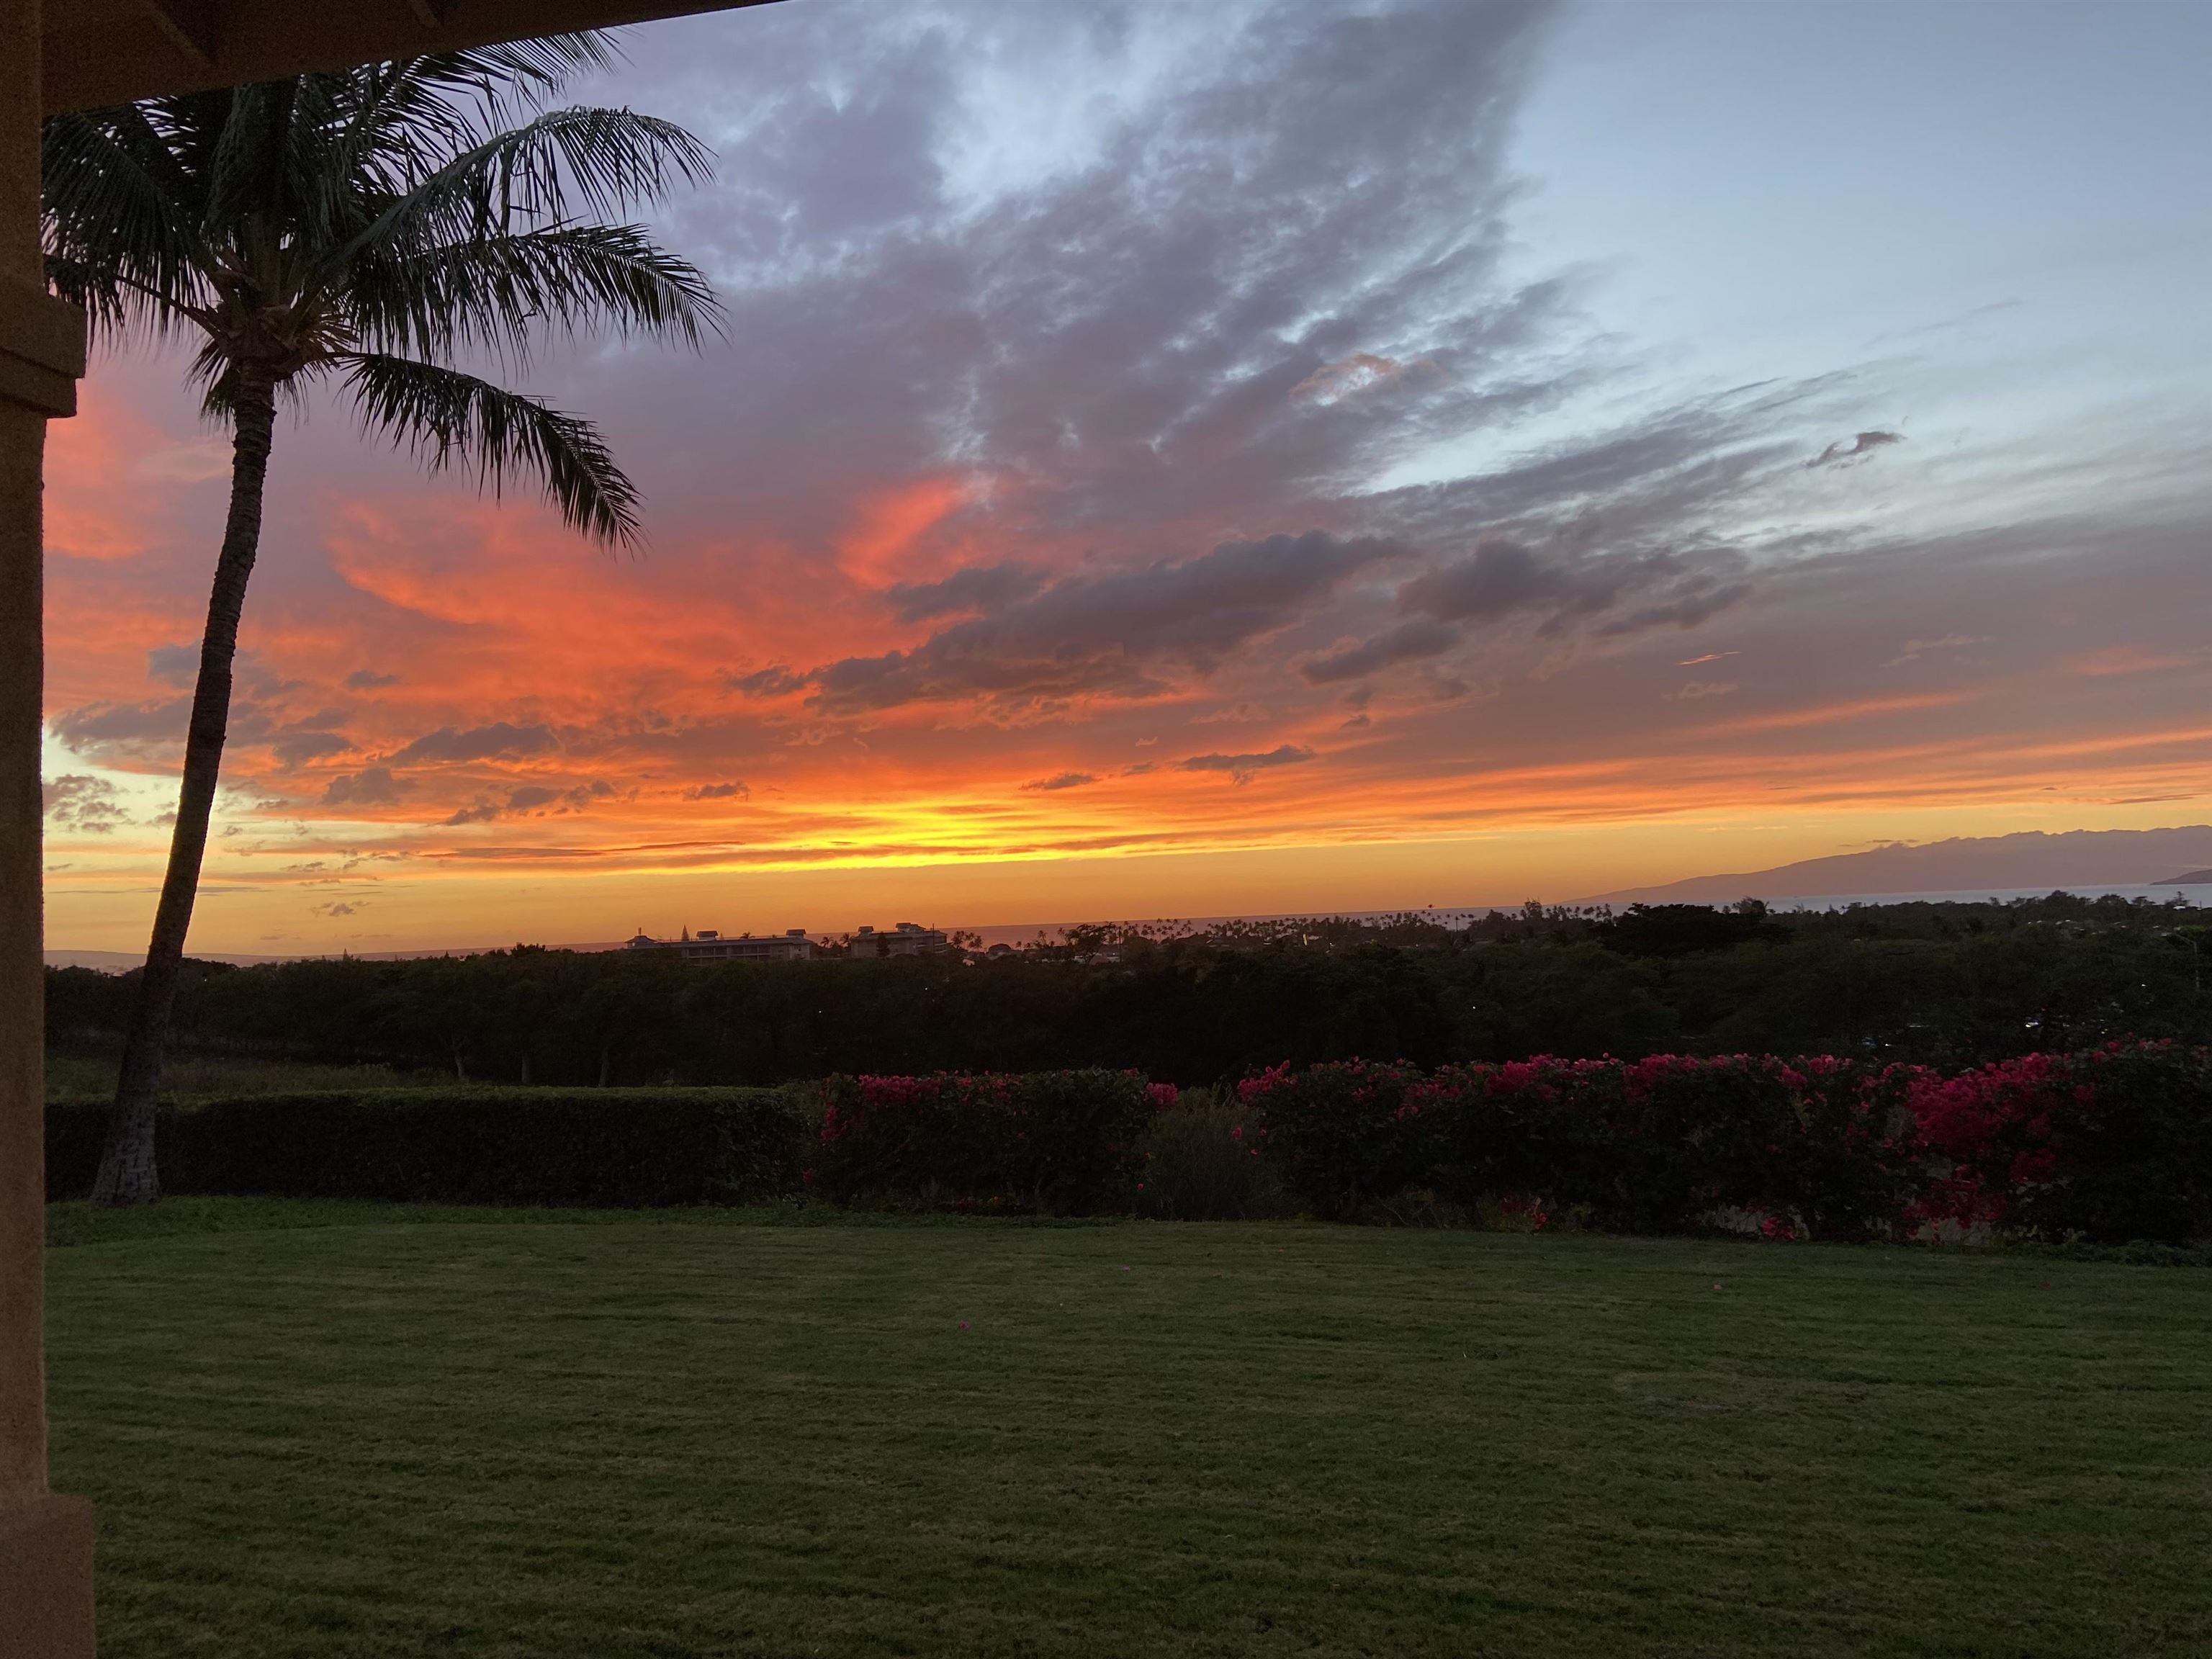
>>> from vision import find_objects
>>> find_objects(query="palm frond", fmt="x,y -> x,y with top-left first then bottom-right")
408,33 -> 624,127
331,58 -> 498,197
349,222 -> 720,364
333,104 -> 713,274
319,34 -> 622,224
41,107 -> 210,340
340,352 -> 641,546
202,81 -> 288,235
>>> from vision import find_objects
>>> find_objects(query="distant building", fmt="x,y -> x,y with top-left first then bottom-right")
850,922 -> 950,958
625,927 -> 815,963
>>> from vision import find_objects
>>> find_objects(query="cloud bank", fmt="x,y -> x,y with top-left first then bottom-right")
34,0 -> 2212,948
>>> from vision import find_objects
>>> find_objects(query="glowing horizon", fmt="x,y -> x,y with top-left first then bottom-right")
39,0 -> 2212,956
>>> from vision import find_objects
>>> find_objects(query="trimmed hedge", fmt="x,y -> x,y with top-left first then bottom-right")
812,1070 -> 1166,1214
43,1045 -> 2212,1242
1239,1054 -> 1924,1238
46,1088 -> 806,1207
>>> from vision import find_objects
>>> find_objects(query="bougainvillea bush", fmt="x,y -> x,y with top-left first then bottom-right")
1909,1042 -> 2212,1244
811,1069 -> 1161,1214
1242,1054 -> 1925,1238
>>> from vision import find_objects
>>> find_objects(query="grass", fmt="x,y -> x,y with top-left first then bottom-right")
46,1201 -> 2212,1658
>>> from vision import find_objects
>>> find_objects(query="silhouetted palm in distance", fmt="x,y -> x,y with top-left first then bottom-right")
43,32 -> 719,1203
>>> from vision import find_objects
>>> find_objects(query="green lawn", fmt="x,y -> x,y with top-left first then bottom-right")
45,1201 -> 2212,1658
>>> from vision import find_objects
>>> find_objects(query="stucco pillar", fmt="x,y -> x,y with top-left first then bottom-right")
1,0 -> 96,1653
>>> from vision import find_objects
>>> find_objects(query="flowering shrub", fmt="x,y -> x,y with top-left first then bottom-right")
811,1067 -> 1157,1214
1905,1052 -> 2059,1235
1910,1042 -> 2212,1244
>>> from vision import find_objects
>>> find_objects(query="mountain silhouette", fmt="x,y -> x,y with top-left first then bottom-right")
1586,826 -> 2212,906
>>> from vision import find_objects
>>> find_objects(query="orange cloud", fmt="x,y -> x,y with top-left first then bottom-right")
835,476 -> 974,585
42,380 -> 208,563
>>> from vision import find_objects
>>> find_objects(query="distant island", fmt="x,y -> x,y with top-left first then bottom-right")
1586,825 -> 2212,907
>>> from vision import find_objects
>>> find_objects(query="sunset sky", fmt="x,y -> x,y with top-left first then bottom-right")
40,0 -> 2212,953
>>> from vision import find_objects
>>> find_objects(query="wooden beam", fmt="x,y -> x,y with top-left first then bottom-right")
45,0 -> 782,112
135,0 -> 219,66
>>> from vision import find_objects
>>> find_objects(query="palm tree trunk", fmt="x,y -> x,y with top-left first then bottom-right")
91,374 -> 279,1206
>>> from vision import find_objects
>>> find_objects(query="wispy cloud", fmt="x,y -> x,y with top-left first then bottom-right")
1806,430 -> 1902,469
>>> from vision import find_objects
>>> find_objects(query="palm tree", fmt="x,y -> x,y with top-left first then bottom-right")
43,33 -> 719,1205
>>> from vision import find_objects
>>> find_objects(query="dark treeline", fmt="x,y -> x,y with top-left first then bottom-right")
45,893 -> 2212,1089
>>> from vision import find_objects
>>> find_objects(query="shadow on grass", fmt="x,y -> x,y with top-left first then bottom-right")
44,1195 -> 1136,1249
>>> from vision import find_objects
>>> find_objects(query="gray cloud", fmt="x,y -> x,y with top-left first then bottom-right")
1301,618 -> 1464,685
346,669 -> 401,690
443,779 -> 608,825
729,665 -> 804,698
795,531 -> 1402,714
147,643 -> 199,686
1396,535 -> 1752,642
685,781 -> 750,800
1594,574 -> 1753,636
50,697 -> 191,752
1178,743 -> 1316,784
390,721 -> 557,765
323,767 -> 407,806
1398,537 -> 1588,624
1372,379 -> 1821,549
42,774 -> 129,833
57,644 -> 328,768
1022,771 -> 1097,792
272,732 -> 351,768
1807,429 -> 1902,469
886,563 -> 1048,624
